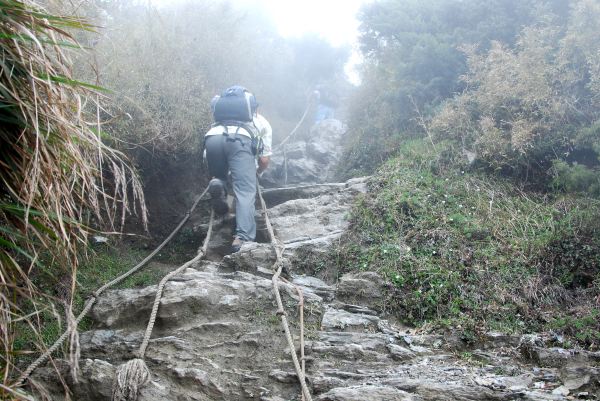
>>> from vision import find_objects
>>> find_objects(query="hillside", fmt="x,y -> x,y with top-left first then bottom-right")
3,1 -> 600,400
30,126 -> 600,400
328,140 -> 600,349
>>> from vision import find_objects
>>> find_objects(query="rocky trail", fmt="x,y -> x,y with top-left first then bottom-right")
34,121 -> 599,400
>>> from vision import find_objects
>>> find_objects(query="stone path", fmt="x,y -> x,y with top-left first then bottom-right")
33,120 -> 599,400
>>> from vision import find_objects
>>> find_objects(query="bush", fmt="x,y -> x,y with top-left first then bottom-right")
329,140 -> 600,347
340,0 -> 544,177
551,160 -> 600,195
430,1 -> 600,188
0,0 -> 145,394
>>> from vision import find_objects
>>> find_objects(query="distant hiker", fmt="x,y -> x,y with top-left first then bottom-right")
204,86 -> 272,253
313,83 -> 337,124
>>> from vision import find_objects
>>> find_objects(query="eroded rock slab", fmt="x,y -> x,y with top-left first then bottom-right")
316,385 -> 422,401
260,119 -> 347,187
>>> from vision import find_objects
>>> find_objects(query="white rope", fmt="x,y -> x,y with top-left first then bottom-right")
18,94 -> 315,394
280,277 -> 306,401
16,186 -> 211,387
112,210 -> 215,401
273,101 -> 312,151
257,184 -> 313,401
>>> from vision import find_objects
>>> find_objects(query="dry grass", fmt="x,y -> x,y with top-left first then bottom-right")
430,2 -> 600,180
0,1 -> 146,396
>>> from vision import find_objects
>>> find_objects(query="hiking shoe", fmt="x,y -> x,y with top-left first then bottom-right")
231,236 -> 245,253
208,178 -> 228,215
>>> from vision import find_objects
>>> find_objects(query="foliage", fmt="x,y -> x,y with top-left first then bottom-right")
551,160 -> 600,195
12,243 -> 161,373
339,0 -> 548,177
76,245 -> 158,293
0,0 -> 146,396
331,140 -> 600,347
430,0 -> 600,188
550,310 -> 600,345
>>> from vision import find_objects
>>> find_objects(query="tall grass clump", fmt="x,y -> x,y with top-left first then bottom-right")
0,1 -> 146,396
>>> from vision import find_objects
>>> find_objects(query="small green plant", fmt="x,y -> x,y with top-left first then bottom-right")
550,310 -> 600,347
267,315 -> 280,326
460,351 -> 473,360
77,245 -> 155,293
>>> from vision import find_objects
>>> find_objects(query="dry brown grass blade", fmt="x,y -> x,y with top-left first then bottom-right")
0,1 -> 147,398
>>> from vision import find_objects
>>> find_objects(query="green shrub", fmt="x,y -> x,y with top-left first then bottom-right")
430,1 -> 600,187
340,0 -> 544,177
551,160 -> 600,195
329,140 -> 600,347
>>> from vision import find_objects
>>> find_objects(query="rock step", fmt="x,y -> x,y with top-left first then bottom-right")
260,183 -> 346,208
310,362 -> 576,400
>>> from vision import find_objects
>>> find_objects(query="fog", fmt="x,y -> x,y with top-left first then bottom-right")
77,0 -> 353,159
5,3 -> 600,395
76,0 -> 600,192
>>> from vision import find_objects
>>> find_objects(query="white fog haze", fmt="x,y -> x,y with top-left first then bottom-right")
8,1 -> 600,399
150,0 -> 369,83
151,0 -> 369,46
255,0 -> 371,83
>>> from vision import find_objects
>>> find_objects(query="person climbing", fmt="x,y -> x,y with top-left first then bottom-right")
204,85 -> 272,253
313,83 -> 338,124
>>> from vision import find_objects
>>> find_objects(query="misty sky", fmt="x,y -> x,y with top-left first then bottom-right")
152,0 -> 370,83
257,0 -> 368,47
258,0 -> 370,83
152,0 -> 368,46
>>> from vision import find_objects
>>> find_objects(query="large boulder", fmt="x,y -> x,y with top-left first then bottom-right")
261,119 -> 346,187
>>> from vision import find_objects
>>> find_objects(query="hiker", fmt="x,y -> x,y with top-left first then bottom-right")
204,86 -> 272,253
313,83 -> 337,124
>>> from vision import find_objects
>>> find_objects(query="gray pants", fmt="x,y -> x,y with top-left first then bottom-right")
205,134 -> 257,241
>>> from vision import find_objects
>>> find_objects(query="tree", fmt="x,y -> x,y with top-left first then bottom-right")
430,0 -> 600,190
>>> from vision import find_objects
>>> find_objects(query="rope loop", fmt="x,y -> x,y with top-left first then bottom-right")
15,185 -> 212,388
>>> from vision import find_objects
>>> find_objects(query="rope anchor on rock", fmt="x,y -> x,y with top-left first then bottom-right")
112,210 -> 215,401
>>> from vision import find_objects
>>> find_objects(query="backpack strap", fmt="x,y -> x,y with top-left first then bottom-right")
211,121 -> 263,156
214,121 -> 257,139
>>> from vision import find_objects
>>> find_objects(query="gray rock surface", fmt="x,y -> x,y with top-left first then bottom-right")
260,119 -> 346,187
30,137 -> 600,401
316,385 -> 421,401
336,272 -> 386,311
